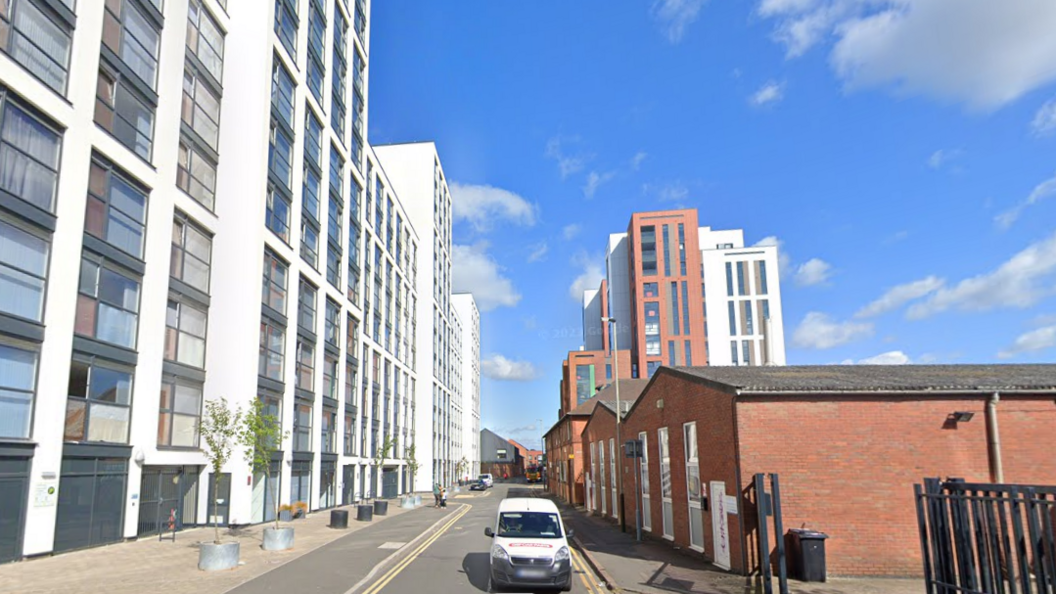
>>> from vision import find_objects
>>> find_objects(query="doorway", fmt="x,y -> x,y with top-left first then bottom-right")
137,466 -> 199,536
342,465 -> 356,504
381,467 -> 398,498
0,456 -> 29,563
207,473 -> 231,527
54,456 -> 128,553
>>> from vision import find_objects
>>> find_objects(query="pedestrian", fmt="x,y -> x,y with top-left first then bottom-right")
432,482 -> 441,508
441,487 -> 448,509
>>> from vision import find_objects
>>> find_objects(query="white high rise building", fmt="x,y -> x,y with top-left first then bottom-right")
0,0 -> 442,563
372,141 -> 461,490
452,293 -> 480,481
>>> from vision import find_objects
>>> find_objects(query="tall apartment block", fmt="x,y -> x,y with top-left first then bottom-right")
372,141 -> 464,491
0,0 -> 455,563
452,293 -> 481,480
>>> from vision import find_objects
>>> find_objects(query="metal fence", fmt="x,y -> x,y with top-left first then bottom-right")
915,478 -> 1056,594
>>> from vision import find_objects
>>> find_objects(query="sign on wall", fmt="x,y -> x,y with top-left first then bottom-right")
710,481 -> 731,570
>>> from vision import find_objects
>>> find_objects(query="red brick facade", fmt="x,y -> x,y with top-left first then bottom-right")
579,367 -> 1056,577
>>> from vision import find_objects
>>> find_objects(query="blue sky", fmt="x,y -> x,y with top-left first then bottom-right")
369,1 -> 1056,449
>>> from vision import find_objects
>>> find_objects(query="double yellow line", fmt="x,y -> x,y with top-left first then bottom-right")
570,546 -> 606,594
361,503 -> 472,594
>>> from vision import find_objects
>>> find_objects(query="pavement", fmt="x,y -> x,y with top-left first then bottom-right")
553,498 -> 925,594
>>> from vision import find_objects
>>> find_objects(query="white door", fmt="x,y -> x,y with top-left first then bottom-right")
639,431 -> 651,531
711,481 -> 731,570
598,441 -> 606,515
658,428 -> 673,540
684,423 -> 704,552
609,438 -> 617,519
588,442 -> 596,513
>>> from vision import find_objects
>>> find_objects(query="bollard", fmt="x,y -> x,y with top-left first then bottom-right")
330,509 -> 349,529
373,499 -> 389,516
356,504 -> 374,522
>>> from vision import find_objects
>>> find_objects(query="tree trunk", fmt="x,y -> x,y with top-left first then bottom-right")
212,473 -> 220,544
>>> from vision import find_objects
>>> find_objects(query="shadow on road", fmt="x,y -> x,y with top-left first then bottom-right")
462,552 -> 492,592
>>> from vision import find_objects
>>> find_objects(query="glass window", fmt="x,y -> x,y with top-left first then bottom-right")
725,262 -> 733,296
642,282 -> 658,298
170,216 -> 211,293
644,302 -> 659,335
0,217 -> 48,322
305,111 -> 322,169
662,225 -> 671,276
321,408 -> 336,453
322,355 -> 337,399
265,185 -> 290,242
646,360 -> 660,377
186,0 -> 224,82
293,402 -> 311,451
75,259 -> 140,349
681,281 -> 690,335
274,0 -> 298,60
157,380 -> 202,447
0,97 -> 62,212
181,69 -> 220,150
678,224 -> 686,276
326,244 -> 340,287
102,0 -> 160,89
668,340 -> 676,367
324,299 -> 340,346
65,359 -> 133,443
85,159 -> 147,258
0,341 -> 37,439
298,278 -> 316,331
271,58 -> 295,129
737,261 -> 747,296
743,340 -> 752,365
730,341 -> 738,365
176,139 -> 216,209
759,261 -> 769,295
268,121 -> 293,190
306,2 -> 325,105
685,341 -> 692,367
670,281 -> 680,336
296,339 -> 314,391
727,301 -> 736,336
258,320 -> 284,380
261,250 -> 287,312
646,335 -> 660,356
303,167 -> 320,223
0,0 -> 72,94
301,220 -> 318,268
94,69 -> 154,160
640,225 -> 657,276
744,301 -> 754,334
164,300 -> 207,368
343,412 -> 355,455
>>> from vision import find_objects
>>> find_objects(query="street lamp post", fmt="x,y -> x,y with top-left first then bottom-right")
602,317 -> 624,532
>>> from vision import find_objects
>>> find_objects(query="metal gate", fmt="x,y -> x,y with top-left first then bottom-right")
382,467 -> 398,498
751,473 -> 788,594
915,478 -> 1056,594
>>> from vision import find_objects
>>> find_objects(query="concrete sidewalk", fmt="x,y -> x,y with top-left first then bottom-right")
0,499 -> 445,594
555,499 -> 923,594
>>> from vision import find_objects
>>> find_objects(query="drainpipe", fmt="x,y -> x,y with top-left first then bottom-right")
986,392 -> 1004,484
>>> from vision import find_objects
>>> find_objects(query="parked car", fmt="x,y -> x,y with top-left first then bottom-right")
484,497 -> 573,592
470,480 -> 488,491
478,473 -> 494,488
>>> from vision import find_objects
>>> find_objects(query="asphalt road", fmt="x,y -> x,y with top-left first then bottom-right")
360,483 -> 607,594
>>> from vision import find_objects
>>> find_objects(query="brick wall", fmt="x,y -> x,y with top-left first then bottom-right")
582,407 -> 621,520
546,416 -> 590,504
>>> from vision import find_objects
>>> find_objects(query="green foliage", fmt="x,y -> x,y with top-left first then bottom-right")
239,398 -> 289,529
405,444 -> 421,492
199,397 -> 242,544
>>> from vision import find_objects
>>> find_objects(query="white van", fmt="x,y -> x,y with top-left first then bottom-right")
478,473 -> 494,488
484,497 -> 573,592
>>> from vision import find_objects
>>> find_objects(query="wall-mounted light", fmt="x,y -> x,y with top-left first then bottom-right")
948,411 -> 975,423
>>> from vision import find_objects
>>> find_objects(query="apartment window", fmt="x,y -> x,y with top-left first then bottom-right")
298,278 -> 316,331
640,225 -> 657,276
662,225 -> 671,276
343,412 -> 355,455
678,224 -> 686,275
762,299 -> 770,321
0,217 -> 48,323
646,360 -> 660,377
0,341 -> 37,439
730,341 -> 738,365
85,159 -> 147,259
165,300 -> 207,368
258,320 -> 284,380
301,220 -> 318,267
322,355 -> 338,399
737,261 -> 747,296
76,259 -> 140,349
606,363 -> 611,381
324,299 -> 340,347
186,0 -> 224,83
744,301 -> 754,334
271,59 -> 295,129
306,1 -> 325,105
743,340 -> 752,365
296,339 -> 315,391
331,6 -> 348,140
321,407 -> 336,453
94,68 -> 154,160
725,262 -> 733,296
265,185 -> 290,242
157,380 -> 202,447
643,282 -> 658,298
681,281 -> 690,335
759,261 -> 769,295
65,359 -> 133,443
0,0 -> 72,94
0,94 -> 61,212
274,0 -> 298,60
644,302 -> 659,335
685,341 -> 692,367
176,140 -> 216,209
670,282 -> 680,336
646,335 -> 660,357
181,69 -> 220,150
262,250 -> 287,313
305,111 -> 322,170
727,301 -> 736,336
170,217 -> 211,293
268,121 -> 293,191
668,340 -> 676,367
293,401 -> 311,451
102,0 -> 160,89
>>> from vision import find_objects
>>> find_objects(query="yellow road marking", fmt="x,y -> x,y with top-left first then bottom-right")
362,504 -> 472,594
570,547 -> 602,594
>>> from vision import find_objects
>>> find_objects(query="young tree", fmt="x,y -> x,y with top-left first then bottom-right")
239,398 -> 288,530
456,456 -> 469,484
405,444 -> 420,492
371,435 -> 395,499
199,397 -> 242,544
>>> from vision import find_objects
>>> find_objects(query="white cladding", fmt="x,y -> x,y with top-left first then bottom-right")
604,233 -> 632,353
452,294 -> 481,479
582,289 -> 603,351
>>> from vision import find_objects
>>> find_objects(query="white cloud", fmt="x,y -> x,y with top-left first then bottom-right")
583,171 -> 616,199
855,275 -> 945,318
907,230 -> 1056,319
1032,96 -> 1056,137
643,181 -> 690,203
750,81 -> 785,106
753,236 -> 793,277
759,0 -> 1056,110
842,350 -> 912,365
928,148 -> 963,170
794,258 -> 833,286
651,0 -> 707,43
994,171 -> 1056,230
527,242 -> 549,263
452,242 -> 521,311
450,183 -> 537,232
793,312 -> 873,349
569,252 -> 605,301
481,355 -> 540,381
545,136 -> 590,179
998,325 -> 1056,359
631,151 -> 648,170
562,224 -> 581,240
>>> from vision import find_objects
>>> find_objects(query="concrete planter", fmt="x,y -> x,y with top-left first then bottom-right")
198,542 -> 240,571
414,495 -> 422,505
401,497 -> 415,509
262,527 -> 294,551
